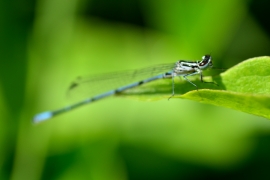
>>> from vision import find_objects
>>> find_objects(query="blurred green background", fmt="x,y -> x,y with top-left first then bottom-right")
1,0 -> 270,179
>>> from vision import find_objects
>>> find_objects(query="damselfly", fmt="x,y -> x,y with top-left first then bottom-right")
33,54 -> 214,123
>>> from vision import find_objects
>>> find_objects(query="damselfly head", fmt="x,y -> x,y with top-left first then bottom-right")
199,54 -> 212,69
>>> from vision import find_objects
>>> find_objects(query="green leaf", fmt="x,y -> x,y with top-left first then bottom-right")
123,56 -> 270,119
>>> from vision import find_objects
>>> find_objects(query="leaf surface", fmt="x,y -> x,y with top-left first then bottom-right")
123,56 -> 270,119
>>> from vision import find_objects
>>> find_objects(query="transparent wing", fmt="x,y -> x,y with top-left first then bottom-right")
67,63 -> 175,101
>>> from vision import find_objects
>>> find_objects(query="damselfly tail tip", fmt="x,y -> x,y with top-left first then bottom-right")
32,111 -> 53,123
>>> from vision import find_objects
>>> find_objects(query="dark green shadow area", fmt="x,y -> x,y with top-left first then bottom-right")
121,74 -> 225,100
